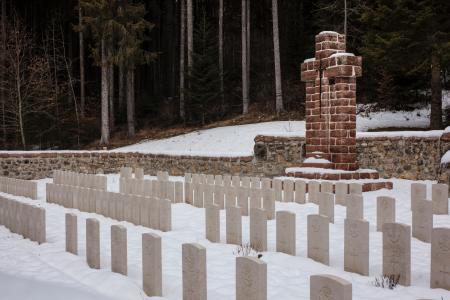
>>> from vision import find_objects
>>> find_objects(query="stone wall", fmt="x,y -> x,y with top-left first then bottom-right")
357,135 -> 444,180
0,152 -> 255,180
255,133 -> 450,180
1,132 -> 449,180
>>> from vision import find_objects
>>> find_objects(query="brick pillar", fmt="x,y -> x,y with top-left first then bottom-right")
301,31 -> 362,171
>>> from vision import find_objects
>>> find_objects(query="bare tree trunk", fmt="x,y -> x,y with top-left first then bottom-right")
180,0 -> 186,120
126,65 -> 135,137
344,0 -> 347,40
118,63 -> 125,118
59,23 -> 80,146
246,0 -> 250,98
108,63 -> 114,130
1,0 -> 6,146
51,19 -> 61,142
241,0 -> 249,114
79,1 -> 85,118
187,0 -> 193,75
430,52 -> 442,129
14,59 -> 25,149
100,38 -> 110,144
272,0 -> 283,113
219,0 -> 224,113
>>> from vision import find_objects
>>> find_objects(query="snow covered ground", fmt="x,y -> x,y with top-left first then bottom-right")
1,175 -> 450,300
112,121 -> 306,157
114,106 -> 442,157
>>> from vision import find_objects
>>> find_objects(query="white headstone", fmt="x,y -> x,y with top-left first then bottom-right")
86,218 -> 100,269
349,183 -> 362,195
226,206 -> 242,245
377,196 -> 395,232
319,192 -> 335,223
111,225 -> 127,275
432,183 -> 449,215
65,213 -> 77,255
344,218 -> 369,276
335,182 -> 348,206
310,274 -> 352,300
382,222 -> 411,286
346,194 -> 364,220
276,211 -> 296,255
412,199 -> 432,243
308,181 -> 320,204
307,214 -> 329,265
411,182 -> 426,211
250,208 -> 267,252
182,243 -> 207,300
205,204 -> 220,243
142,233 -> 162,297
283,179 -> 294,202
430,227 -> 450,290
273,179 -> 283,202
237,187 -> 249,216
236,256 -> 267,300
294,180 -> 306,204
262,188 -> 275,220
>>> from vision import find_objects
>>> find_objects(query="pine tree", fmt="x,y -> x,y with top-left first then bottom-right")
79,0 -> 156,140
79,0 -> 116,144
114,0 -> 156,137
186,10 -> 221,125
358,0 -> 450,129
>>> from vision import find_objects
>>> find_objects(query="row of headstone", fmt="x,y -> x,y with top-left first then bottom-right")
409,183 -> 449,245
47,183 -> 171,231
0,176 -> 38,199
0,195 -> 45,243
189,182 -> 276,220
53,170 -> 107,191
205,192 -> 450,290
65,214 -> 163,296
411,183 -> 449,215
67,212 -> 357,300
183,242 -> 355,300
119,177 -> 183,204
185,173 -> 362,206
119,167 -> 146,180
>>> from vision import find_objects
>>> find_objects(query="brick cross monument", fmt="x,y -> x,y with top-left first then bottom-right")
286,31 -> 392,190
301,31 -> 361,171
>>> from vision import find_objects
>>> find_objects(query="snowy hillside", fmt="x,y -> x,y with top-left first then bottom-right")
114,108 -> 439,156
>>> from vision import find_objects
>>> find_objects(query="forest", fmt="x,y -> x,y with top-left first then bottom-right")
0,0 -> 449,150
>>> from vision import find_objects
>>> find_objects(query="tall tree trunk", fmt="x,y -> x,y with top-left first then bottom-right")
118,63 -> 125,118
246,0 -> 250,99
14,62 -> 25,149
1,0 -> 6,146
218,0 -> 224,114
187,0 -> 193,75
241,0 -> 249,114
180,0 -> 186,120
163,0 -> 175,105
430,52 -> 442,130
108,63 -> 115,131
100,38 -> 110,145
272,0 -> 283,113
344,0 -> 347,39
126,65 -> 135,137
78,1 -> 85,118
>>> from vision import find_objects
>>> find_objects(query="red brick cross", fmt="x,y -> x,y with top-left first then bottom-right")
300,31 -> 362,171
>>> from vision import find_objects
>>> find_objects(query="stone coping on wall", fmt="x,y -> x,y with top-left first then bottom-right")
255,130 -> 446,142
0,151 -> 254,162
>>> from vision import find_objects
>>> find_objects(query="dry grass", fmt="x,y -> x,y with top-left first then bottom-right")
371,274 -> 400,289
